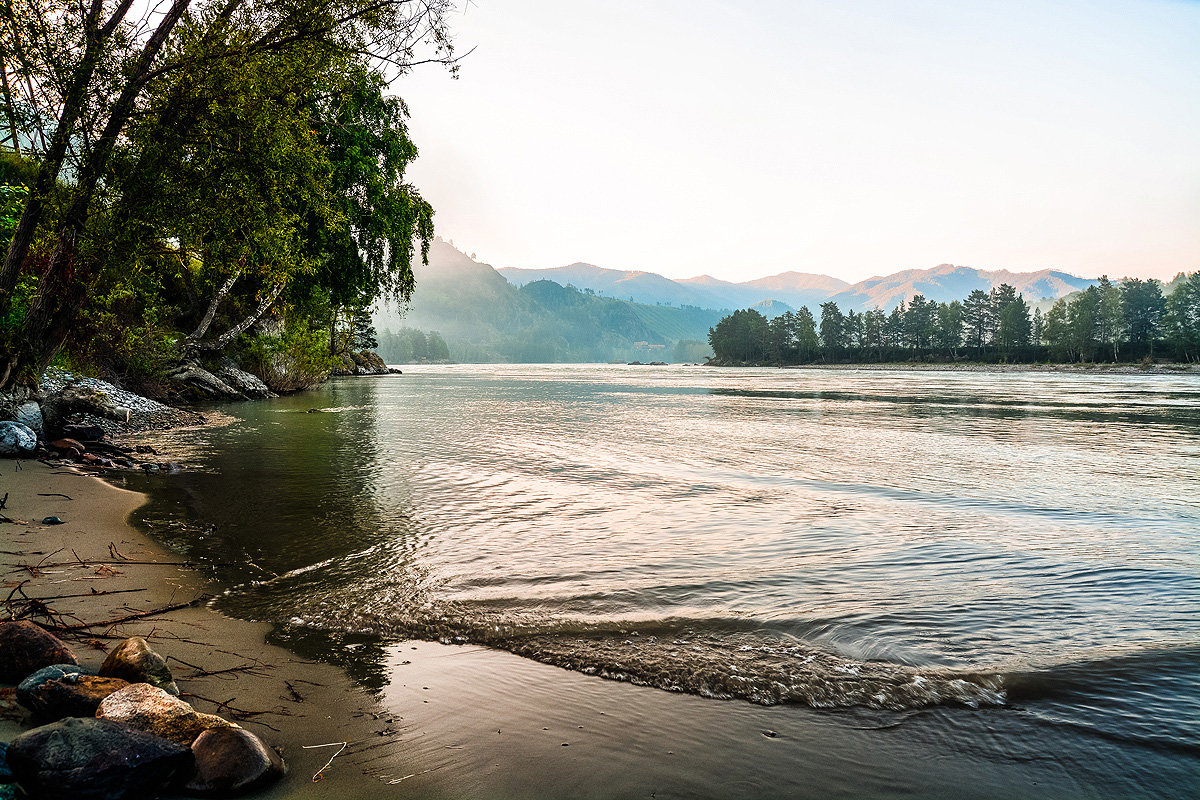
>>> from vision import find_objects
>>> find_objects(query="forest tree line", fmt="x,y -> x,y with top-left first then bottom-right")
708,274 -> 1200,365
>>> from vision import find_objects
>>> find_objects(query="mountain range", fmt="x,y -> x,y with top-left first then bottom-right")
374,239 -> 1100,363
499,260 -> 1095,313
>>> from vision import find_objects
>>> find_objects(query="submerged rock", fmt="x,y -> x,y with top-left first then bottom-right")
7,716 -> 190,800
98,638 -> 179,696
0,421 -> 36,457
17,665 -> 129,719
185,727 -> 286,797
97,683 -> 236,746
0,622 -> 77,683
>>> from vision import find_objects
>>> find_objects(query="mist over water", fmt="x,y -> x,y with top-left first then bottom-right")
135,365 -> 1200,793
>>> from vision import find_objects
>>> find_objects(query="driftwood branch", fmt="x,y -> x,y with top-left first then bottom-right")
52,595 -> 212,631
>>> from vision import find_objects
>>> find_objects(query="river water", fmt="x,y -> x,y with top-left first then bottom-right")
133,365 -> 1199,798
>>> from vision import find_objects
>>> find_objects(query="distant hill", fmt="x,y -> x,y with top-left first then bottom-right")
825,264 -> 1095,311
374,241 -> 723,363
499,263 -> 849,311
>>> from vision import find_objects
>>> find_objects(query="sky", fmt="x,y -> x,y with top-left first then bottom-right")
396,0 -> 1200,283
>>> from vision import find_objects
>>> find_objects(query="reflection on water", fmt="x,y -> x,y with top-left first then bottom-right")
132,365 -> 1200,794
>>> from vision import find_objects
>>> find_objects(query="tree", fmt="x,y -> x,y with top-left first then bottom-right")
996,295 -> 1031,361
794,307 -> 819,361
935,301 -> 964,359
0,0 -> 459,390
1121,278 -> 1165,356
819,302 -> 846,359
1164,273 -> 1200,362
1093,276 -> 1123,362
1044,299 -> 1072,361
708,308 -> 769,362
963,289 -> 991,355
903,294 -> 936,355
1067,287 -> 1100,362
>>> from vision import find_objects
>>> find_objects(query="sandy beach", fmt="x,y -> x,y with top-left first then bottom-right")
0,460 -> 414,799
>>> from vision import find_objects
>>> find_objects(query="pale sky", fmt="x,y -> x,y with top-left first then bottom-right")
397,0 -> 1200,283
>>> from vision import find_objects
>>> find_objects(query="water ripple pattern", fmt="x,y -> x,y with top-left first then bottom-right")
147,365 -> 1200,752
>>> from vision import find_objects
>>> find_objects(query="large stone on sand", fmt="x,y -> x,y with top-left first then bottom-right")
17,664 -> 129,719
0,421 -> 36,457
7,716 -> 190,800
97,683 -> 236,747
184,727 -> 286,797
0,622 -> 76,683
98,637 -> 179,695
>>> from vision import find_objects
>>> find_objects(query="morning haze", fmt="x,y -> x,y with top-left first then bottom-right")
400,0 -> 1200,283
1,3 -> 1197,800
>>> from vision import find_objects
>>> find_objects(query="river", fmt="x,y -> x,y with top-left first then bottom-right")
131,364 -> 1200,798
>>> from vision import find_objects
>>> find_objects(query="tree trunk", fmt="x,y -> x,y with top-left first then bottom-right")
0,0 -> 191,392
188,283 -> 284,352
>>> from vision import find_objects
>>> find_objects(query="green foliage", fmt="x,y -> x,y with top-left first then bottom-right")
1,183 -> 29,253
244,319 -> 340,393
709,309 -> 769,363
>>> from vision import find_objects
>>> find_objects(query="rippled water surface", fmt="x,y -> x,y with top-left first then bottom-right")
136,365 -> 1200,796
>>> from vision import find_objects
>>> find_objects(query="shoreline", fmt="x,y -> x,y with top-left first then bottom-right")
720,361 -> 1200,374
0,460 -> 410,798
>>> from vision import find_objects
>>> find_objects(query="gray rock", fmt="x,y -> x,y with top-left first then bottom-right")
215,359 -> 276,400
7,716 -> 190,800
166,363 -> 245,401
17,665 -> 128,719
14,402 -> 42,434
0,622 -> 76,683
184,727 -> 286,797
0,421 -> 36,457
96,683 -> 236,747
98,638 -> 179,696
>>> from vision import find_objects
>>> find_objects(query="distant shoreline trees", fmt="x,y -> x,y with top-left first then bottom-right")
708,274 -> 1200,366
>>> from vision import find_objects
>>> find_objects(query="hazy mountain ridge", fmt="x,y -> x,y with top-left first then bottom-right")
374,241 -> 722,362
824,264 -> 1097,311
498,258 -> 1093,312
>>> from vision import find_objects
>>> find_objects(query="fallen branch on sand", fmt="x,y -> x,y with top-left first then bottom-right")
50,595 -> 212,631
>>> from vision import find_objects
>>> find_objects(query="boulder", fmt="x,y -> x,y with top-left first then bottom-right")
14,402 -> 42,434
166,363 -> 246,402
184,727 -> 286,797
7,716 -> 191,800
16,664 -> 88,701
98,638 -> 179,696
17,665 -> 129,719
214,359 -> 276,400
97,683 -> 236,747
0,422 -> 36,457
41,383 -> 130,434
0,622 -> 76,683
